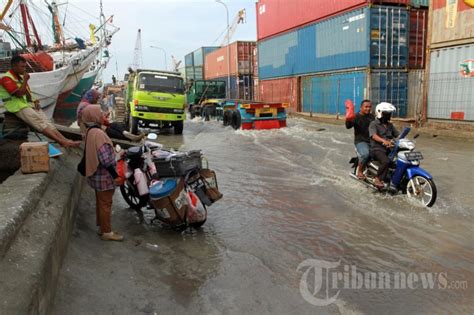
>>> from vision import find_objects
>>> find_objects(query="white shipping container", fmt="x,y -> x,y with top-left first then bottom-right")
427,44 -> 474,121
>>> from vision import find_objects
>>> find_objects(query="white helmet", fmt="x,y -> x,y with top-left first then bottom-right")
375,102 -> 396,119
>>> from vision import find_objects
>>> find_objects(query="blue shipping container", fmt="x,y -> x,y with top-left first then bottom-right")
213,75 -> 254,100
185,53 -> 194,67
302,70 -> 408,117
193,47 -> 220,67
258,6 -> 409,80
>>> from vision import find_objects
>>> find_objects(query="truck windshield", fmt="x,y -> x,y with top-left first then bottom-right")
138,74 -> 184,94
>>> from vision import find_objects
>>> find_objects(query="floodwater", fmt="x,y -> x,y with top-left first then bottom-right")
54,118 -> 474,314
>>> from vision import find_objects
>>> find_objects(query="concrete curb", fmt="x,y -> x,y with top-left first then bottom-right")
0,149 -> 84,314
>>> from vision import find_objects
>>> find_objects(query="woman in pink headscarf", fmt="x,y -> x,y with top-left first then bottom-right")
82,104 -> 124,241
77,89 -> 101,136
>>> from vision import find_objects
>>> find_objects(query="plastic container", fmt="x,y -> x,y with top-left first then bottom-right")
134,168 -> 149,196
153,150 -> 202,177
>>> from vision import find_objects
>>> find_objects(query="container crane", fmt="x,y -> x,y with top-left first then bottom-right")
171,55 -> 181,72
220,9 -> 246,46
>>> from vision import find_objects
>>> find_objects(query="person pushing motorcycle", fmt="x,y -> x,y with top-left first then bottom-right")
369,102 -> 399,188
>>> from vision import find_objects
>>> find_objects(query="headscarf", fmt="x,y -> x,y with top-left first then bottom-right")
77,89 -> 101,135
81,89 -> 101,103
82,105 -> 113,177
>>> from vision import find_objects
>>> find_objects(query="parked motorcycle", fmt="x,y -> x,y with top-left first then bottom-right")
349,127 -> 437,207
117,133 -> 222,229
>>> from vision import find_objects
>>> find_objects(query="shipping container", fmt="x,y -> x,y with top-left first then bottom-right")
252,46 -> 259,78
204,41 -> 256,80
410,0 -> 429,8
212,75 -> 254,100
192,47 -> 220,67
409,9 -> 428,69
430,0 -> 474,46
256,0 -> 410,41
258,6 -> 409,80
258,77 -> 300,113
407,70 -> 424,118
185,53 -> 194,67
301,69 -> 408,117
185,66 -> 204,81
427,44 -> 474,121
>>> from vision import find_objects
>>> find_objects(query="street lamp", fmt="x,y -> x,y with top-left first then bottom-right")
216,0 -> 231,99
150,45 -> 167,71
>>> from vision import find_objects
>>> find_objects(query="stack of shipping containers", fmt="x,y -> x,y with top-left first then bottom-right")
256,0 -> 430,117
184,47 -> 220,82
427,1 -> 474,122
204,41 -> 256,100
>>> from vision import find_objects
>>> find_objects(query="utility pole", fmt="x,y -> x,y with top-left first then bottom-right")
150,45 -> 167,71
216,0 -> 231,99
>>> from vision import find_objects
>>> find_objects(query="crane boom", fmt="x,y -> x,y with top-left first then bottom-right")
131,29 -> 143,70
220,9 -> 245,46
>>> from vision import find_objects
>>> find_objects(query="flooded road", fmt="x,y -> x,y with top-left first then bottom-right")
54,118 -> 474,314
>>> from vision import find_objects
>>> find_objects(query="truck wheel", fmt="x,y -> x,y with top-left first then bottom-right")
173,120 -> 184,134
204,107 -> 211,121
130,114 -> 139,135
231,110 -> 241,130
223,110 -> 232,126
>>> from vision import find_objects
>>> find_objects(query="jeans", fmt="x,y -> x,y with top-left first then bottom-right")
355,142 -> 370,164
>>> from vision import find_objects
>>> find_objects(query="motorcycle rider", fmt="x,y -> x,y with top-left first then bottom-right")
369,102 -> 399,188
345,99 -> 374,179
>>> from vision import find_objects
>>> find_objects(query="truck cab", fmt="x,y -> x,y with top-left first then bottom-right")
186,80 -> 226,119
126,69 -> 185,134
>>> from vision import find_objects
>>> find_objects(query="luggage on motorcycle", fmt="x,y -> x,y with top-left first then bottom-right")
185,169 -> 223,206
153,150 -> 202,177
150,178 -> 189,226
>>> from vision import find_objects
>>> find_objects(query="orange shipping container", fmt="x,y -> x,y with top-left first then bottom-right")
258,77 -> 300,113
430,0 -> 474,46
204,41 -> 256,80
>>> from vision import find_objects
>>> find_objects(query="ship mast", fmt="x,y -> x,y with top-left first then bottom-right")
45,1 -> 65,46
19,0 -> 43,48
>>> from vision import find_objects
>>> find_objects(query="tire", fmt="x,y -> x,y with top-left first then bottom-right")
406,175 -> 437,207
189,219 -> 206,229
173,120 -> 184,134
223,110 -> 232,126
120,180 -> 148,210
230,110 -> 241,130
129,114 -> 139,135
204,107 -> 211,121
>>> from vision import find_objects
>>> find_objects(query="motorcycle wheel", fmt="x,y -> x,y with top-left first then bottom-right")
120,180 -> 148,210
406,175 -> 437,207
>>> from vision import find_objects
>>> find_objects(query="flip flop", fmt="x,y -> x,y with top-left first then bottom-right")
357,174 -> 366,180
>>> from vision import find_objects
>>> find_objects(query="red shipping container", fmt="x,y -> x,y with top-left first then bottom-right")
258,77 -> 300,113
204,41 -> 256,80
256,0 -> 409,41
430,0 -> 474,45
409,9 -> 428,69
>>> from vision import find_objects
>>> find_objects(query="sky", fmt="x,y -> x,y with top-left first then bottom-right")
23,0 -> 258,83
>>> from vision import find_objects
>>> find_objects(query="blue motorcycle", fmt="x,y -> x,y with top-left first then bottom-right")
350,127 -> 437,207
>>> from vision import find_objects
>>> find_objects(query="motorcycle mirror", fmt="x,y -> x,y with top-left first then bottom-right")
147,133 -> 158,140
413,134 -> 420,139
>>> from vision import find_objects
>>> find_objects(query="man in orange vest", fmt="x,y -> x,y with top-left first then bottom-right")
0,56 -> 80,147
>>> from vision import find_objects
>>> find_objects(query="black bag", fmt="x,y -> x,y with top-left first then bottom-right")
77,125 -> 99,176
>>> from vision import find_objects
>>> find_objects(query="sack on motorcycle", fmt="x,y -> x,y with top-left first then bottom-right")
150,178 -> 189,226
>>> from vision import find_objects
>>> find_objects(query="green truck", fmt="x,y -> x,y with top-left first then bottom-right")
125,69 -> 185,134
186,80 -> 226,119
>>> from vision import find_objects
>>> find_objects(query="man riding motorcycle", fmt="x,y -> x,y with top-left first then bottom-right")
369,102 -> 399,188
345,99 -> 374,179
